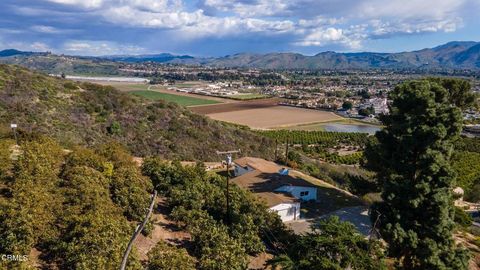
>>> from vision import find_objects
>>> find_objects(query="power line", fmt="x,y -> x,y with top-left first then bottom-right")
216,149 -> 240,234
10,123 -> 18,145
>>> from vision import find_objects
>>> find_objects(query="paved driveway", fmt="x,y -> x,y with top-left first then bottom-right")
286,206 -> 372,236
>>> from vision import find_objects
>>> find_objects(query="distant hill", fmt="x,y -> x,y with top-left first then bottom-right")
0,49 -> 37,57
1,41 -> 480,71
205,41 -> 480,70
0,51 -> 122,75
105,53 -> 195,63
0,64 -> 273,160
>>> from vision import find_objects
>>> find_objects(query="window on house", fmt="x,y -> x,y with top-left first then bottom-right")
300,191 -> 309,197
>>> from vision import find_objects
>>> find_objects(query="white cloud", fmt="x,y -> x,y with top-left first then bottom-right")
202,0 -> 291,17
0,28 -> 24,34
35,0 -> 479,50
102,5 -> 296,38
44,0 -> 183,11
0,40 -> 52,52
31,42 -> 51,51
31,25 -> 62,34
103,6 -> 205,29
46,0 -> 104,9
126,0 -> 182,12
358,0 -> 467,20
370,18 -> 462,37
62,40 -> 145,55
295,26 -> 366,49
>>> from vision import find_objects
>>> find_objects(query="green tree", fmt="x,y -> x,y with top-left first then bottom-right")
427,77 -> 477,110
188,212 -> 247,270
358,106 -> 375,116
466,183 -> 480,203
108,121 -> 122,135
55,166 -> 142,270
454,207 -> 473,228
142,157 -> 182,193
0,139 -> 14,180
147,241 -> 196,270
342,101 -> 353,110
0,138 -> 64,255
110,166 -> 153,221
365,79 -> 472,269
268,216 -> 386,270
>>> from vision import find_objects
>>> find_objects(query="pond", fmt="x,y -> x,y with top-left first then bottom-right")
322,123 -> 381,134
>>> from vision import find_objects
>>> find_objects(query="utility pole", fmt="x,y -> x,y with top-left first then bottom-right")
10,123 -> 18,145
285,139 -> 289,165
216,149 -> 240,232
274,139 -> 278,161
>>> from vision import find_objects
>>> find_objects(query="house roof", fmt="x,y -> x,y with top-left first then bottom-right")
231,157 -> 317,207
232,169 -> 316,191
233,157 -> 281,174
255,192 -> 299,207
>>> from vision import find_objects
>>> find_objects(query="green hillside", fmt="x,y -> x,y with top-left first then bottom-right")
0,64 -> 273,161
0,53 -> 121,75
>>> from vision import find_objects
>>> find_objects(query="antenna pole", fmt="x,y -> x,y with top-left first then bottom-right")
10,123 -> 18,145
216,149 -> 240,234
285,139 -> 289,165
226,162 -> 230,227
274,139 -> 278,161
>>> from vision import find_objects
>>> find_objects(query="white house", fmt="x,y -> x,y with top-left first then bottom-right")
276,185 -> 317,202
231,157 -> 317,222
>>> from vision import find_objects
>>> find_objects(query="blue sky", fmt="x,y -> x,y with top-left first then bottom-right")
1,0 -> 479,56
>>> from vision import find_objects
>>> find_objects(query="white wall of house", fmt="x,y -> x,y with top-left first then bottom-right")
275,186 -> 317,201
270,202 -> 301,222
233,164 -> 254,177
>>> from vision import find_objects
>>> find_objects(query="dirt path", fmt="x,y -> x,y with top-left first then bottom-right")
133,196 -> 190,261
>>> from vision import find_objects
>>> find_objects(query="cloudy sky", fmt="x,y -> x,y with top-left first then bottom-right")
0,0 -> 479,56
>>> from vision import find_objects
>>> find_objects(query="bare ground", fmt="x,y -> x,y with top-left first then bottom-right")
190,98 -> 282,114
205,106 -> 342,129
133,197 -> 191,261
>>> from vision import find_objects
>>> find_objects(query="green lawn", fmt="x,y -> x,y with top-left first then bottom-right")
131,90 -> 221,106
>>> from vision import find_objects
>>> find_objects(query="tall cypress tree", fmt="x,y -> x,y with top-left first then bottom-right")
365,79 -> 473,269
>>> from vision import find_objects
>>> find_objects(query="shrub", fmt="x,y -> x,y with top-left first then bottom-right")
147,241 -> 196,270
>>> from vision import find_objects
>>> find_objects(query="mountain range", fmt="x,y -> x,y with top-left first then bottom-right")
1,41 -> 479,71
204,41 -> 480,70
104,53 -> 195,63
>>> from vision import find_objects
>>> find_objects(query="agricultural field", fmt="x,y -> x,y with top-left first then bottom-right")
81,80 -> 226,107
228,93 -> 268,100
83,81 -> 151,91
259,129 -> 369,165
173,81 -> 204,88
284,119 -> 381,131
204,106 -> 342,129
131,90 -> 221,106
259,130 -> 369,146
190,98 -> 280,114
